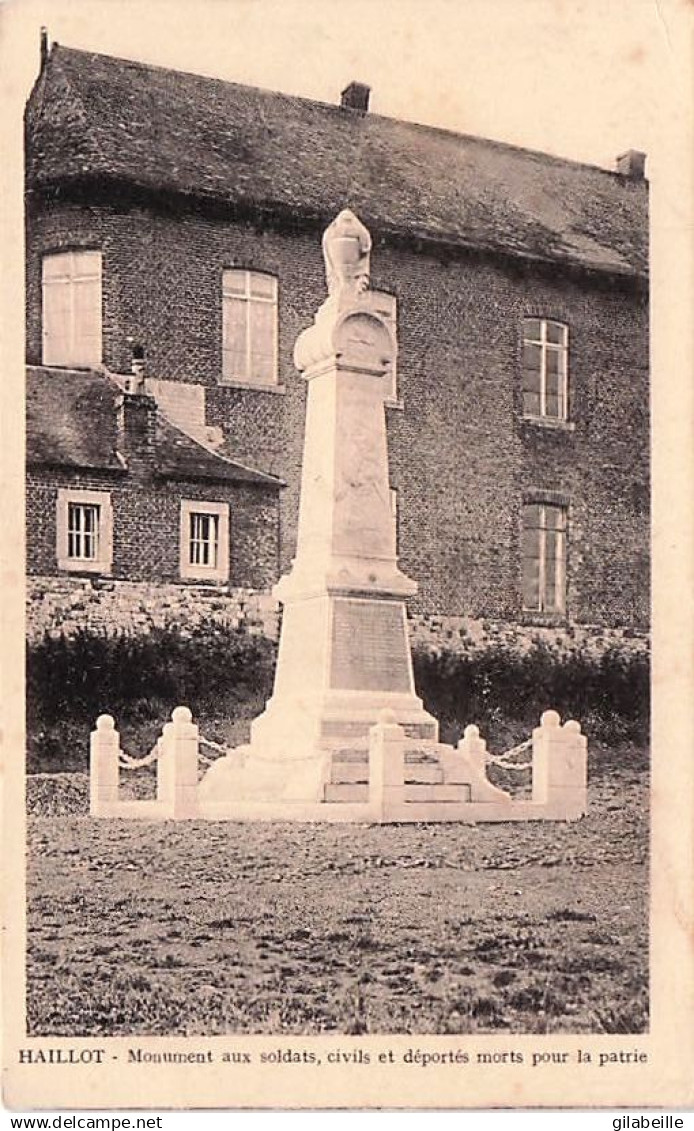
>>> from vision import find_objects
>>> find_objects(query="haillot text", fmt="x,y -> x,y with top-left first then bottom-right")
19,1047 -> 650,1071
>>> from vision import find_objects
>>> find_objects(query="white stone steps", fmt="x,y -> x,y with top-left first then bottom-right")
406,783 -> 472,803
329,761 -> 443,785
324,782 -> 472,803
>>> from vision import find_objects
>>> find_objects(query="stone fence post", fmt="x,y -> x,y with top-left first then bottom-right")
156,706 -> 200,818
90,714 -> 120,815
447,725 -> 511,802
532,710 -> 587,819
368,710 -> 406,820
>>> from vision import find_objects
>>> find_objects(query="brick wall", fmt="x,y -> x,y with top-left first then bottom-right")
26,469 -> 279,589
26,192 -> 649,630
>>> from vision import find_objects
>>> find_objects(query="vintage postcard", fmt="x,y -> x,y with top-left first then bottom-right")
1,0 -> 693,1112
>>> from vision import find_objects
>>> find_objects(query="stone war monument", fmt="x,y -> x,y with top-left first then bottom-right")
201,208 -> 438,804
90,210 -> 588,823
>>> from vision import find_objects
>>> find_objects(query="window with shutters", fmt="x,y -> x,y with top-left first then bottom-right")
57,489 -> 112,574
222,269 -> 278,386
180,500 -> 230,582
521,318 -> 569,421
42,251 -> 102,367
368,290 -> 399,402
522,502 -> 567,613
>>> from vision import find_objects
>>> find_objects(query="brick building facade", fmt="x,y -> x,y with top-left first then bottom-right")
24,43 -> 650,644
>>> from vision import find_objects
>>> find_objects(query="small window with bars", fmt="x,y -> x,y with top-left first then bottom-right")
180,500 -> 229,582
188,511 -> 219,569
222,269 -> 278,386
67,502 -> 100,561
57,489 -> 112,574
521,318 -> 569,421
522,502 -> 567,614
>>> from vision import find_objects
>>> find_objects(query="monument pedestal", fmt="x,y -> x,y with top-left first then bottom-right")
247,592 -> 437,788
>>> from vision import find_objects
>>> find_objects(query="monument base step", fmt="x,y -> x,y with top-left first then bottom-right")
330,761 -> 443,785
319,720 -> 438,742
324,782 -> 473,804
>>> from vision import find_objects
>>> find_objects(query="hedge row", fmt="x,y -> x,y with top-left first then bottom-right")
26,625 -> 649,772
412,640 -> 649,745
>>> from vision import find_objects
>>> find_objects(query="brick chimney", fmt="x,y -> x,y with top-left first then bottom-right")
341,81 -> 371,113
127,342 -> 146,393
116,389 -> 157,476
616,150 -> 646,180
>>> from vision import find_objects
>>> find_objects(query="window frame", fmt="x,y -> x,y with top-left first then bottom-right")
521,500 -> 568,615
367,289 -> 399,403
42,250 -> 103,369
521,317 -> 569,423
221,268 -> 279,388
389,486 -> 399,551
56,488 -> 113,574
179,499 -> 230,583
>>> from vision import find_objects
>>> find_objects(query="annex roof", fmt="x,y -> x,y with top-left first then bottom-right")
25,45 -> 648,279
26,366 -> 282,487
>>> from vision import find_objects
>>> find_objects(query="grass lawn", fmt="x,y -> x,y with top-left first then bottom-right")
26,743 -> 648,1037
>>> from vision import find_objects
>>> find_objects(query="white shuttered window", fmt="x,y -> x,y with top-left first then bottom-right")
222,270 -> 278,386
42,251 -> 102,367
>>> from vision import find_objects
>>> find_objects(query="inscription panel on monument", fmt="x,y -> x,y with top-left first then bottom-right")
330,599 -> 411,693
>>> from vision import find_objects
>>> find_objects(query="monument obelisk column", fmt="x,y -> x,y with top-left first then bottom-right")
245,209 -> 437,799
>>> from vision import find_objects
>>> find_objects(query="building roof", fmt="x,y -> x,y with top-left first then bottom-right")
26,367 -> 281,487
26,366 -> 124,472
154,414 -> 281,486
25,45 -> 648,280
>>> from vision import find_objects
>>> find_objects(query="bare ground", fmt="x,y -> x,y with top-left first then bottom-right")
26,746 -> 648,1037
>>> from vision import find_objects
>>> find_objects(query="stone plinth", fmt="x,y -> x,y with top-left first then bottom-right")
89,714 -> 120,815
531,711 -> 588,818
156,706 -> 200,818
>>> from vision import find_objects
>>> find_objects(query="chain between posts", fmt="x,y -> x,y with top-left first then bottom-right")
484,737 -> 533,772
117,732 -> 535,772
118,743 -> 162,770
199,735 -> 231,756
118,734 -> 234,771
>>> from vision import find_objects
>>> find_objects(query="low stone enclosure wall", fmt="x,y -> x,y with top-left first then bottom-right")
27,575 -> 648,657
89,706 -> 587,825
26,577 -> 279,642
